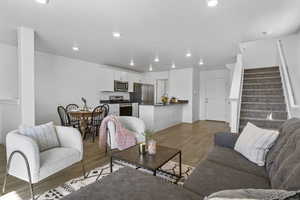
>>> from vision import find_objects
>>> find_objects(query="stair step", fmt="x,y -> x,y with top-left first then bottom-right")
240,109 -> 287,120
242,95 -> 285,103
239,117 -> 285,130
244,77 -> 282,84
243,89 -> 283,96
244,72 -> 280,78
241,102 -> 286,111
243,83 -> 282,90
244,66 -> 279,73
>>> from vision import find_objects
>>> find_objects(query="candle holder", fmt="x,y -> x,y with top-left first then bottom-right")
148,139 -> 157,155
139,143 -> 146,154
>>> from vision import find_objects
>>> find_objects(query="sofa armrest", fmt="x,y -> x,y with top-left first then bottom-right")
214,132 -> 239,149
55,126 -> 84,160
6,131 -> 40,183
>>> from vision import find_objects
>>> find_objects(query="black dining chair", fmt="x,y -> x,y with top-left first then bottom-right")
86,105 -> 108,142
66,104 -> 80,128
103,104 -> 110,117
57,106 -> 71,126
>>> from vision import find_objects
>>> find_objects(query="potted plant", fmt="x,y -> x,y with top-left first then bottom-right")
161,96 -> 169,105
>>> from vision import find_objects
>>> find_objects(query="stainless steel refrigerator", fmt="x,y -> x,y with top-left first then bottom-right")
130,83 -> 154,105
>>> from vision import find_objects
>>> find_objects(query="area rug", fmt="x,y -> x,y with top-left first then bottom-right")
0,161 -> 194,200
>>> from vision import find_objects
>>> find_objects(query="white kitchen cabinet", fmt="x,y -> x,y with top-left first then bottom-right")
132,103 -> 139,117
127,73 -> 144,92
98,68 -> 114,91
108,104 -> 120,116
114,71 -> 128,82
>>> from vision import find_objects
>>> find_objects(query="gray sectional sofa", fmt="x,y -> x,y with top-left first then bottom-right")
62,118 -> 300,200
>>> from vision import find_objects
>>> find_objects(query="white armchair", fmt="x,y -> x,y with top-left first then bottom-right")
107,116 -> 146,150
2,126 -> 84,200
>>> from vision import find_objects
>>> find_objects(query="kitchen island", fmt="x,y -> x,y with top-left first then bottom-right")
139,102 -> 188,132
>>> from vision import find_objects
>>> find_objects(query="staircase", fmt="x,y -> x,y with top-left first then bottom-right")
239,66 -> 288,132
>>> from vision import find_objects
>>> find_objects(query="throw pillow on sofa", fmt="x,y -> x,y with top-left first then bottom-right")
206,189 -> 299,200
19,122 -> 60,152
234,122 -> 279,166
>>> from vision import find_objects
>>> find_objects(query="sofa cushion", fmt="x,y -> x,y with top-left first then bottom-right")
206,146 -> 268,178
183,160 -> 270,197
268,127 -> 300,190
39,147 -> 81,181
61,167 -> 202,200
266,118 -> 300,176
207,189 -> 299,200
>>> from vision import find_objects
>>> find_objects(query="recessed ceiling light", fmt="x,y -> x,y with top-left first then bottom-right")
72,46 -> 79,51
149,64 -> 153,72
262,31 -> 272,36
199,59 -> 204,65
130,59 -> 135,66
35,0 -> 49,4
112,32 -> 121,38
172,63 -> 176,69
154,56 -> 160,62
186,52 -> 192,58
207,0 -> 218,7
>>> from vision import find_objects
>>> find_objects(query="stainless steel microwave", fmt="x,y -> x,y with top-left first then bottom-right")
114,80 -> 129,92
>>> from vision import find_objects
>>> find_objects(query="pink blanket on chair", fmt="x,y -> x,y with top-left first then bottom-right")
99,115 -> 137,150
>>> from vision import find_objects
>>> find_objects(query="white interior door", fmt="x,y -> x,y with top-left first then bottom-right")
205,77 -> 226,121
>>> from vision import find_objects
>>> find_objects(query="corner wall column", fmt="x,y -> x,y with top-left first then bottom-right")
18,27 -> 35,126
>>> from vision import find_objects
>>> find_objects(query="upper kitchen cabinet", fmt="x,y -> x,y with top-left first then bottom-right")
127,73 -> 143,92
114,71 -> 128,82
99,68 -> 114,91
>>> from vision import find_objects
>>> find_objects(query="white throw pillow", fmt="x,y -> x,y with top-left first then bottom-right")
234,122 -> 279,166
19,122 -> 60,152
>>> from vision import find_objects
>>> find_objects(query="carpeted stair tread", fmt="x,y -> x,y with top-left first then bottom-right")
242,95 -> 285,103
243,83 -> 282,89
244,73 -> 280,78
243,77 -> 282,84
240,117 -> 286,123
240,109 -> 287,120
244,66 -> 279,73
242,89 -> 283,96
241,102 -> 286,111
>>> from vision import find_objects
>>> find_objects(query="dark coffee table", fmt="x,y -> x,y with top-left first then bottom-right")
110,145 -> 182,179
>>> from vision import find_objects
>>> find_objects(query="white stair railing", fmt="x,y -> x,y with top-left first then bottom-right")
277,40 -> 300,118
229,54 -> 243,133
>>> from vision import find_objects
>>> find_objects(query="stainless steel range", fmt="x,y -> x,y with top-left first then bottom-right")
108,96 -> 132,116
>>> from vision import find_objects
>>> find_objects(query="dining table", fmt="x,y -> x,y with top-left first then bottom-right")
68,109 -> 103,139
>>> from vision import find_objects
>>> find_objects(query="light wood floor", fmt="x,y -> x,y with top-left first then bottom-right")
0,120 -> 229,200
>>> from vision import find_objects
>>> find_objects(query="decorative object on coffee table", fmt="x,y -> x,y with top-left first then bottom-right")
110,144 -> 182,181
139,143 -> 146,154
148,139 -> 157,155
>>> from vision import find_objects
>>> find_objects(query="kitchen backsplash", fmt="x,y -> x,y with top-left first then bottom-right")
99,91 -> 130,100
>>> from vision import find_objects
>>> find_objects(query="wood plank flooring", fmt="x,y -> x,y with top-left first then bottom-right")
0,120 -> 229,200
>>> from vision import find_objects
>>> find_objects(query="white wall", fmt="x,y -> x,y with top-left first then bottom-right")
192,67 -> 200,122
241,39 -> 278,69
0,43 -> 21,143
35,52 -> 142,125
0,43 -> 18,99
281,32 -> 300,105
169,68 -> 194,123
